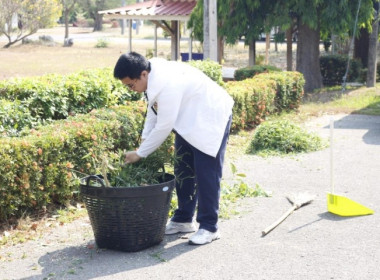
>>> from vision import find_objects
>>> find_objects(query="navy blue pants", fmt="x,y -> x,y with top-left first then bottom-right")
171,116 -> 232,233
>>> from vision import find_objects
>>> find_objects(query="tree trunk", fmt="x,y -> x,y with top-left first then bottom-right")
203,0 -> 209,59
296,22 -> 323,92
217,36 -> 224,64
354,28 -> 370,68
366,2 -> 379,87
3,41 -> 17,48
93,13 -> 103,31
265,33 -> 270,64
286,27 -> 293,71
64,10 -> 69,39
248,39 -> 255,66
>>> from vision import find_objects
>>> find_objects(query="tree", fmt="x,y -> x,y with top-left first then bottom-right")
80,0 -> 120,32
203,0 -> 209,59
0,0 -> 62,48
218,0 -> 266,67
188,0 -> 272,65
272,0 -> 374,92
189,0 -> 375,92
61,0 -> 78,41
366,1 -> 379,87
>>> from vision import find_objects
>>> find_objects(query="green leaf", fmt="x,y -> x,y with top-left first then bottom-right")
230,162 -> 237,174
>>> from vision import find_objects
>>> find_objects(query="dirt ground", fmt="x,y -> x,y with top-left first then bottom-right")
0,25 -> 297,80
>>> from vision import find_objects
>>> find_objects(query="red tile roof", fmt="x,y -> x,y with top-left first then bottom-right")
99,0 -> 197,21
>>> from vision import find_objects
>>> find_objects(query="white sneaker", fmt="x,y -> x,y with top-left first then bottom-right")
188,229 -> 220,245
165,221 -> 197,235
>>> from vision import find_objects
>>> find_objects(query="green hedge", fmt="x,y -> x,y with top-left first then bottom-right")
226,71 -> 305,131
0,103 -> 176,222
234,65 -> 281,81
320,55 -> 362,86
226,78 -> 277,131
188,59 -> 224,86
253,71 -> 305,112
0,99 -> 37,137
0,68 -> 136,128
0,62 -> 223,136
0,64 -> 306,222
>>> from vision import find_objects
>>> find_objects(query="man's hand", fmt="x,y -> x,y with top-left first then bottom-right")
124,151 -> 141,164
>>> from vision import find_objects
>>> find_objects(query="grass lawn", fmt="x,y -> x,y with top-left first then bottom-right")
0,25 -> 296,80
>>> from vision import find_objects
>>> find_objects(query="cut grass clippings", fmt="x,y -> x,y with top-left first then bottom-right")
248,119 -> 328,157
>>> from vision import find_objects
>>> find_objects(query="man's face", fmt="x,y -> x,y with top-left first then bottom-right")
121,70 -> 148,93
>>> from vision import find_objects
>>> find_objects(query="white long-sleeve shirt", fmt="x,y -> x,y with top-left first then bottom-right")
136,58 -> 234,158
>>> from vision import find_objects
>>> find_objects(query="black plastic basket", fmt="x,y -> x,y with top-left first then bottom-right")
80,173 -> 175,252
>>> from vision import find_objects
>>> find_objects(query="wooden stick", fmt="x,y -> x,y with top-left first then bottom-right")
262,205 -> 297,236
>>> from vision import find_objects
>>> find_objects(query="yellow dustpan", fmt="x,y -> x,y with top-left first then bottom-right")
327,118 -> 374,216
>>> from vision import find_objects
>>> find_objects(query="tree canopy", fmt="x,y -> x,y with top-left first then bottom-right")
189,0 -> 377,92
0,0 -> 62,48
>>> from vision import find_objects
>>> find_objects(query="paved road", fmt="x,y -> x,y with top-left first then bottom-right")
1,113 -> 379,280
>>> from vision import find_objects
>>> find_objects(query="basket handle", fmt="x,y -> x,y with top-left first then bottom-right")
85,175 -> 106,188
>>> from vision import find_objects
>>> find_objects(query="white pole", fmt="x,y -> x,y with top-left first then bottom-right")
154,24 -> 157,57
330,118 -> 335,194
128,19 -> 132,52
209,0 -> 217,61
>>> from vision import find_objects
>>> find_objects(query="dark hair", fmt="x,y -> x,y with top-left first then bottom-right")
113,52 -> 151,80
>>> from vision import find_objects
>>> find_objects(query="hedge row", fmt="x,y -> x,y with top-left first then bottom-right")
188,59 -> 225,86
254,71 -> 305,112
0,61 -> 224,137
0,62 -> 305,222
320,55 -> 362,86
226,71 -> 305,131
234,65 -> 282,81
0,103 -> 176,222
0,68 -> 137,136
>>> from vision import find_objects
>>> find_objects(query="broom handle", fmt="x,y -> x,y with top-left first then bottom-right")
262,205 -> 297,236
330,118 -> 335,194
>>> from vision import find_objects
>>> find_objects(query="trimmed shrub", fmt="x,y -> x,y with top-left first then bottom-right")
0,64 -> 223,136
0,99 -> 36,137
0,66 -> 306,221
253,71 -> 305,112
188,59 -> 224,86
226,71 -> 305,132
226,78 -> 277,131
0,103 -> 175,222
320,55 -> 362,86
0,68 -> 136,122
234,65 -> 281,81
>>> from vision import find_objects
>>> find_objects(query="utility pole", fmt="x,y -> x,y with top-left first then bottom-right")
121,0 -> 126,35
203,0 -> 217,61
209,0 -> 217,61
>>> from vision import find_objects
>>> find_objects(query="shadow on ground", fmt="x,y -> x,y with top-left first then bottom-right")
326,114 -> 380,145
20,234 -> 197,280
